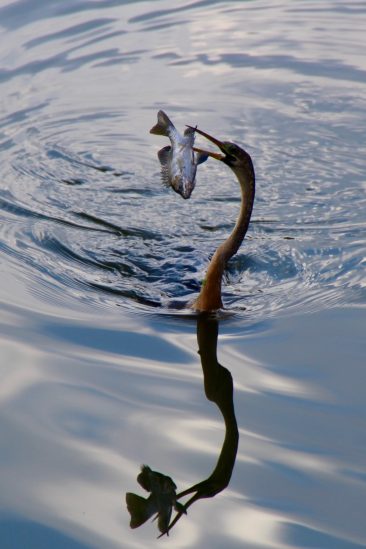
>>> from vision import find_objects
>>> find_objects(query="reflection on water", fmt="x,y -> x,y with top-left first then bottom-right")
126,314 -> 238,537
1,0 -> 365,318
126,465 -> 184,536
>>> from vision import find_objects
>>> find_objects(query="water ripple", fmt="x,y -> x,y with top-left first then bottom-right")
0,0 -> 365,322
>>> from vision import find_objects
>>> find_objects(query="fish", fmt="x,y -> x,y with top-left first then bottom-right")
126,465 -> 186,536
150,110 -> 208,199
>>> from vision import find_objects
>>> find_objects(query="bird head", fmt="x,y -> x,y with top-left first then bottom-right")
187,126 -> 252,171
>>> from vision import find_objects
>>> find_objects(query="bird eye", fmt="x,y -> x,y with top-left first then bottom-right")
225,143 -> 237,157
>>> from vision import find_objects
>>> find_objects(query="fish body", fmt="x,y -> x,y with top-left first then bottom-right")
150,110 -> 207,199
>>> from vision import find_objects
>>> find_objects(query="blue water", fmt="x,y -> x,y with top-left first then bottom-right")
0,1 -> 365,547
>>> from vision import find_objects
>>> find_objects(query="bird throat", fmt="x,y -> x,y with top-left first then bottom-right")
192,165 -> 255,312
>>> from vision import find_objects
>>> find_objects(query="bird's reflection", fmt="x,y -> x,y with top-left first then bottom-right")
126,314 -> 239,537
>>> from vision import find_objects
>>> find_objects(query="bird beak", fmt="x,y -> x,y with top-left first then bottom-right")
186,125 -> 226,161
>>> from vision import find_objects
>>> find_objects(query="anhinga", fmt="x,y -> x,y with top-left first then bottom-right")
187,127 -> 256,312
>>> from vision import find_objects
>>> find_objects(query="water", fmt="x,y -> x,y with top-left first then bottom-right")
0,0 -> 365,547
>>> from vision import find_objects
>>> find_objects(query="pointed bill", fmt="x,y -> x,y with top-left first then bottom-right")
186,125 -> 226,160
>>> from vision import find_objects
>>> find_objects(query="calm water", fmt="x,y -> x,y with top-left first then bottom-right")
1,0 -> 365,547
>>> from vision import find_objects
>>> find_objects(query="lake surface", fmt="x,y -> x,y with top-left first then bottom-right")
1,0 -> 365,547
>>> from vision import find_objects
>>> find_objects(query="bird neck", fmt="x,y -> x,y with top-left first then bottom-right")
193,162 -> 255,312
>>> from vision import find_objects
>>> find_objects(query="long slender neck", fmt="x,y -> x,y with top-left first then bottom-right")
193,160 -> 255,312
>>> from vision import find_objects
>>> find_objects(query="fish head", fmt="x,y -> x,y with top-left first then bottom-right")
171,174 -> 196,200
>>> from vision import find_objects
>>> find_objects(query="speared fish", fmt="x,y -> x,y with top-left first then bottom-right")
150,110 -> 208,199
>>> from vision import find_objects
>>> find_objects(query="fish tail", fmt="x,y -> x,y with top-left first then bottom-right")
126,493 -> 155,528
150,110 -> 173,136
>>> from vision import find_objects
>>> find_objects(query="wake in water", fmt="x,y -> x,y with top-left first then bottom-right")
1,133 -> 364,318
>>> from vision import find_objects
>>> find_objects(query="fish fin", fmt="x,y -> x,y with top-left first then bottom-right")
158,146 -> 172,188
160,167 -> 171,189
195,151 -> 209,165
157,507 -> 173,535
156,146 -> 173,189
150,110 -> 173,136
157,145 -> 171,167
126,493 -> 155,528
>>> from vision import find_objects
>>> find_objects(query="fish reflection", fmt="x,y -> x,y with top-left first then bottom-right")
126,465 -> 186,535
126,314 -> 238,537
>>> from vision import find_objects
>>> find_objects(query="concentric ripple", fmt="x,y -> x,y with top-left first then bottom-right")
2,123 -> 365,320
1,0 -> 365,321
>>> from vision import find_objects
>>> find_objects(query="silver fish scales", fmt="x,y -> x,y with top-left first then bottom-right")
150,110 -> 207,199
